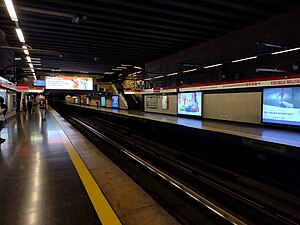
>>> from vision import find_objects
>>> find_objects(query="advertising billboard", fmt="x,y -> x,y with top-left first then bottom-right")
112,95 -> 119,108
177,91 -> 202,116
45,76 -> 93,90
101,96 -> 106,107
262,86 -> 300,127
33,80 -> 46,87
145,95 -> 157,109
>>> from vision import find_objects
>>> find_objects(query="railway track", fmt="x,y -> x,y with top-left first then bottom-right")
53,103 -> 300,225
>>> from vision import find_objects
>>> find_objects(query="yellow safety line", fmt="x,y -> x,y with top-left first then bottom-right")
64,140 -> 122,225
50,110 -> 121,224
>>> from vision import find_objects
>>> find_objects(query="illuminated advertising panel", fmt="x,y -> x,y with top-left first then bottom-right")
177,91 -> 202,117
34,80 -> 46,87
101,96 -> 106,107
262,86 -> 300,127
112,95 -> 119,108
45,76 -> 93,90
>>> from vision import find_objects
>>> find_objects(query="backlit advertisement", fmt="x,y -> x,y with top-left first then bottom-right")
112,95 -> 119,108
45,76 -> 93,90
101,96 -> 106,107
177,92 -> 202,116
262,86 -> 300,126
34,80 -> 46,87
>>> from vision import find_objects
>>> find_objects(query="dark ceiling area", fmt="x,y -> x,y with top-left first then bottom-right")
1,0 -> 300,83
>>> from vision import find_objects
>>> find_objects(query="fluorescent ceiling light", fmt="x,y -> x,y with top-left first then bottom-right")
14,57 -> 21,60
112,68 -> 122,71
26,56 -> 31,62
231,56 -> 257,63
29,63 -> 33,68
4,0 -> 18,21
134,66 -> 142,69
166,72 -> 178,76
31,69 -> 35,72
271,47 -> 300,55
256,68 -> 288,73
154,75 -> 164,79
116,67 -> 127,69
182,68 -> 197,73
22,46 -> 29,55
203,63 -> 222,69
16,28 -> 25,43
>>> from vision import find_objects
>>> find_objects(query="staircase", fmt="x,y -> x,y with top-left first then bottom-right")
123,94 -> 143,110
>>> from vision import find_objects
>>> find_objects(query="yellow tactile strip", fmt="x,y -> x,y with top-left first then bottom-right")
50,109 -> 181,225
64,139 -> 122,225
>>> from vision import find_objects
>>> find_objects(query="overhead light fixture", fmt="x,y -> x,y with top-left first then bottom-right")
29,63 -> 33,68
14,57 -> 21,60
4,0 -> 18,21
256,68 -> 289,73
178,63 -> 202,67
16,28 -> 25,43
22,45 -> 29,55
116,66 -> 127,69
271,47 -> 300,55
134,66 -> 142,70
26,56 -> 31,62
112,68 -> 122,71
256,41 -> 288,49
203,63 -> 222,69
182,68 -> 198,73
166,72 -> 178,76
231,56 -> 257,63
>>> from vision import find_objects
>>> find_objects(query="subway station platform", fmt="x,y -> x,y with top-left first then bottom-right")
74,103 -> 300,160
0,107 -> 180,225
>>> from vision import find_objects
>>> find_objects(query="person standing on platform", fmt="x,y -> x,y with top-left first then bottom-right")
0,96 -> 8,143
39,99 -> 47,121
27,98 -> 33,114
22,98 -> 26,111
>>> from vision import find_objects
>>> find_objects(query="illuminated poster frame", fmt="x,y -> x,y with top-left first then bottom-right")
177,91 -> 202,117
112,95 -> 119,108
101,96 -> 106,107
145,95 -> 157,109
261,86 -> 300,127
45,76 -> 93,90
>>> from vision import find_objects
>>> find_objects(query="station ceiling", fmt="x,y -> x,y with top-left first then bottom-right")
1,0 -> 300,82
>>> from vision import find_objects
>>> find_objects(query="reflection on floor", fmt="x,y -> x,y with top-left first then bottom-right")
0,108 -> 101,225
